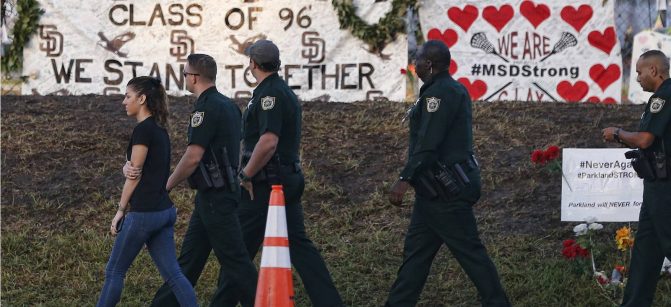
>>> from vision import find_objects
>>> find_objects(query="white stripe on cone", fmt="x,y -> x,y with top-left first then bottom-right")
260,246 -> 292,268
264,206 -> 288,238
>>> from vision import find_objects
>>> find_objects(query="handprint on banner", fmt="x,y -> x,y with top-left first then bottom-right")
97,31 -> 135,57
229,34 -> 267,55
38,25 -> 63,57
170,30 -> 194,62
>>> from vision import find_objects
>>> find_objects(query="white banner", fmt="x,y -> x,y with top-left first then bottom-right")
21,0 -> 406,102
418,0 -> 622,103
628,30 -> 671,104
561,148 -> 642,222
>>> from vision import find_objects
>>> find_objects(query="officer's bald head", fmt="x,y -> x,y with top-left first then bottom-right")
636,50 -> 670,92
639,50 -> 670,77
419,40 -> 451,72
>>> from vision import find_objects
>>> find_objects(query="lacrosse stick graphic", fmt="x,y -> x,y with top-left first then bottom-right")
540,32 -> 577,62
470,32 -> 509,63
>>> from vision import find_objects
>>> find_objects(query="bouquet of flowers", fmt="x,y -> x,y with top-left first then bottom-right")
561,218 -> 635,304
400,63 -> 416,83
530,145 -> 561,172
562,218 -> 634,304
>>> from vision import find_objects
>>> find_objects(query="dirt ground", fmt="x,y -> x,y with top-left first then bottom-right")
1,95 -> 642,234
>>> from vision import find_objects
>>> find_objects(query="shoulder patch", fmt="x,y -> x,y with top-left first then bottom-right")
261,96 -> 276,110
426,97 -> 441,113
650,97 -> 665,113
191,111 -> 204,127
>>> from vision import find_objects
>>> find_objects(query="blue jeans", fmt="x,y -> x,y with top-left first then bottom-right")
97,207 -> 198,307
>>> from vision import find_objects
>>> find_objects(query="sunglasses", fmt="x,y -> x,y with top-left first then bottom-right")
183,72 -> 200,78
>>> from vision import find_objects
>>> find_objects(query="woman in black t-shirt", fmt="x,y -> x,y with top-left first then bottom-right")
97,77 -> 197,307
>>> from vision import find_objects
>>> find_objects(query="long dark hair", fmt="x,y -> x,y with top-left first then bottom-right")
127,76 -> 169,128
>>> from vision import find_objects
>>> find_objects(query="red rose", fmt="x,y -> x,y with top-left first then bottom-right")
400,68 -> 407,75
531,149 -> 546,164
562,239 -> 575,247
562,244 -> 578,259
577,246 -> 590,258
544,146 -> 560,161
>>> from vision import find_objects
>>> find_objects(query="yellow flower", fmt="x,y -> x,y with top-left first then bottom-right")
615,226 -> 634,251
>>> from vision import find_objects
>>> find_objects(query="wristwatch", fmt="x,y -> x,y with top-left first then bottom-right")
614,128 -> 622,143
238,170 -> 252,182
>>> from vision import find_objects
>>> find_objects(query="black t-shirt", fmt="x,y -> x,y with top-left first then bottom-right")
126,117 -> 173,212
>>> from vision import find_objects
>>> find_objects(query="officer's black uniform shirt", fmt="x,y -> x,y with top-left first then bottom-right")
188,86 -> 242,187
400,70 -> 475,181
126,116 -> 173,212
242,73 -> 301,164
639,78 -> 671,158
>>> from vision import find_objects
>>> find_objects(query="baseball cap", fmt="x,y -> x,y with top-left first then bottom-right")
245,39 -> 281,71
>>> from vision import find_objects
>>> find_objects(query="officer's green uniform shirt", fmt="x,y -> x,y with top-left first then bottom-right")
242,73 -> 301,164
639,78 -> 671,158
400,70 -> 475,181
188,86 -> 241,195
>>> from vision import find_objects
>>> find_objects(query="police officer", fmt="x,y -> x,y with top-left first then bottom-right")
217,39 -> 344,307
603,50 -> 671,307
386,40 -> 510,307
146,54 -> 258,307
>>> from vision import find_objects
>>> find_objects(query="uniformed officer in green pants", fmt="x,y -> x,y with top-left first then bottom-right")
603,50 -> 671,307
386,40 -> 510,307
217,39 -> 343,307
146,54 -> 258,306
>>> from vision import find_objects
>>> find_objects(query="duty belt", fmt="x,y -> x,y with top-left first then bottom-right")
280,162 -> 302,174
457,155 -> 479,172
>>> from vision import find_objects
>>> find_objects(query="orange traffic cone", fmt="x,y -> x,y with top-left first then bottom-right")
255,185 -> 295,307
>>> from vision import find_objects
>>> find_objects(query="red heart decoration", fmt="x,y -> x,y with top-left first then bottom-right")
458,78 -> 487,101
448,5 -> 479,32
556,80 -> 589,102
520,1 -> 550,28
587,96 -> 617,104
588,27 -> 616,55
589,64 -> 621,91
450,59 -> 458,75
427,28 -> 458,48
561,5 -> 593,32
483,4 -> 514,32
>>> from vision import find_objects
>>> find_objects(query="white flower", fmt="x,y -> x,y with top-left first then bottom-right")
588,223 -> 604,231
573,223 -> 588,236
662,258 -> 671,274
585,216 -> 597,224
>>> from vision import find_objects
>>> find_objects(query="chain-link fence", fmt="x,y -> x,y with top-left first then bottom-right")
615,0 -> 667,101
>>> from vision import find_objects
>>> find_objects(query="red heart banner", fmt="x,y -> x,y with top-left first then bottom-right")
556,80 -> 589,102
520,1 -> 550,28
588,27 -> 616,55
448,5 -> 479,32
589,64 -> 621,91
458,77 -> 487,101
483,4 -> 514,32
427,28 -> 458,48
450,59 -> 458,75
587,96 -> 616,104
560,5 -> 593,32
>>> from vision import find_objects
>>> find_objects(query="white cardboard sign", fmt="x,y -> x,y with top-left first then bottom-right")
561,148 -> 642,222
